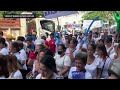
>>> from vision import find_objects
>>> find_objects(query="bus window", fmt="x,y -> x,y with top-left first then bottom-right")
40,20 -> 55,32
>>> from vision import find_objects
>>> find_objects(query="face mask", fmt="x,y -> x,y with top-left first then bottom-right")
58,51 -> 63,55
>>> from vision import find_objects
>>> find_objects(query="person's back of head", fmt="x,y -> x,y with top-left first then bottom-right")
0,37 -> 7,48
16,40 -> 24,50
0,54 -> 9,78
17,36 -> 25,42
108,58 -> 120,79
41,48 -> 53,57
40,55 -> 57,73
6,54 -> 20,73
0,31 -> 3,36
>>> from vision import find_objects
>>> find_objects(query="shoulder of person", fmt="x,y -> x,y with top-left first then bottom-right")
85,71 -> 92,79
36,74 -> 41,79
70,67 -> 76,71
14,70 -> 22,77
53,73 -> 64,79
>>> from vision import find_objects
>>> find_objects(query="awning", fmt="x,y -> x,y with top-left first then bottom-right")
44,11 -> 78,19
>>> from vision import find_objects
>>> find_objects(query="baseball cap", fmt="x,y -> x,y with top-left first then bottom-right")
6,34 -> 14,40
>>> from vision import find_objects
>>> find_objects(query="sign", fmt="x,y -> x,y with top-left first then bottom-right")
67,23 -> 81,28
44,11 -> 78,19
83,20 -> 103,29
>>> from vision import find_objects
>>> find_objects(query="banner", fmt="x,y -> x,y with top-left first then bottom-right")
44,11 -> 78,19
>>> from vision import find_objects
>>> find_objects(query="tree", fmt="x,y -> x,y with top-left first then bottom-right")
82,11 -> 120,25
31,11 -> 44,17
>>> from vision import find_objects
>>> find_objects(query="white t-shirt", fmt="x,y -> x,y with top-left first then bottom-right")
76,43 -> 80,50
85,57 -> 102,79
9,70 -> 23,79
82,43 -> 87,49
109,52 -> 117,60
61,37 -> 66,45
0,47 -> 9,55
65,47 -> 79,66
14,51 -> 27,70
6,41 -> 10,51
99,57 -> 113,79
19,49 -> 27,70
0,76 -> 6,79
54,54 -> 71,77
36,73 -> 62,79
65,47 -> 79,57
68,67 -> 92,79
106,46 -> 115,55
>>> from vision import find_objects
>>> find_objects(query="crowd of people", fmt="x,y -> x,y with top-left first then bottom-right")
0,29 -> 120,79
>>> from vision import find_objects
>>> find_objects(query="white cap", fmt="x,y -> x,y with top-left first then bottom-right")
34,39 -> 45,45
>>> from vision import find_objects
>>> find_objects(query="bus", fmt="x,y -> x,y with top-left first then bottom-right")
26,18 -> 55,37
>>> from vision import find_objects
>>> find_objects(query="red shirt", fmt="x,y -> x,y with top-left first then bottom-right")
48,39 -> 56,55
29,52 -> 37,60
45,40 -> 49,47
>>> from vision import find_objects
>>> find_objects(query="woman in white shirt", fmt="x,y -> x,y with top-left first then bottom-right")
0,54 -> 9,79
6,54 -> 23,79
30,48 -> 53,79
54,44 -> 71,79
36,55 -> 63,79
85,44 -> 102,79
96,45 -> 113,79
0,37 -> 9,55
9,41 -> 27,79
65,38 -> 79,66
68,52 -> 92,79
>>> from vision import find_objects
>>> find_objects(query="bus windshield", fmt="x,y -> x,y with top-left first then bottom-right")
40,20 -> 55,32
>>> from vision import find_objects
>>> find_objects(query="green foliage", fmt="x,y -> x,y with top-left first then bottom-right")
82,11 -> 120,25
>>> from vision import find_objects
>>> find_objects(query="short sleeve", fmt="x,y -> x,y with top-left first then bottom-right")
36,74 -> 41,79
64,56 -> 71,66
96,58 -> 103,69
86,72 -> 92,79
20,50 -> 27,61
68,67 -> 73,79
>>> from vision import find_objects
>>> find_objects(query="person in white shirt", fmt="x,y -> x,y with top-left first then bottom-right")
31,48 -> 53,79
61,35 -> 70,48
54,44 -> 71,79
6,54 -> 23,79
96,45 -> 113,79
109,43 -> 118,60
0,37 -> 9,55
17,36 -> 27,50
0,54 -> 9,79
85,44 -> 102,79
105,36 -> 115,59
9,41 -> 27,79
17,41 -> 27,70
65,38 -> 79,66
36,55 -> 63,79
68,52 -> 92,79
